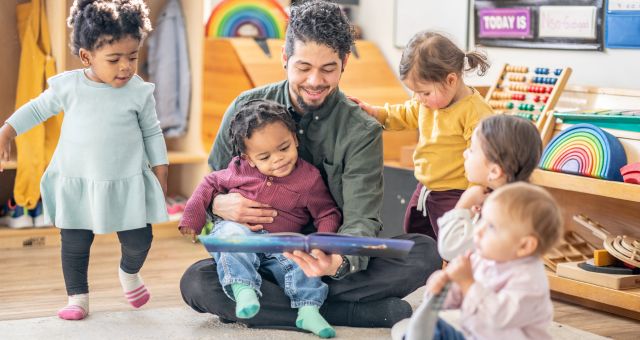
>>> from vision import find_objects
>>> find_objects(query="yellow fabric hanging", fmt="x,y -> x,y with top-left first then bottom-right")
14,0 -> 63,209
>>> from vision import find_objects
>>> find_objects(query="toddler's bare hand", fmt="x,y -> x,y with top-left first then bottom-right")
425,270 -> 449,296
179,226 -> 197,243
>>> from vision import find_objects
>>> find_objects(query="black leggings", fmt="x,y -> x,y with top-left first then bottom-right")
60,225 -> 153,295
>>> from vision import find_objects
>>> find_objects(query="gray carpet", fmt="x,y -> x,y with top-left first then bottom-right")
0,288 -> 608,340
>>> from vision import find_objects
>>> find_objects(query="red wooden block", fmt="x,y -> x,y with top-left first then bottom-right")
621,162 -> 640,184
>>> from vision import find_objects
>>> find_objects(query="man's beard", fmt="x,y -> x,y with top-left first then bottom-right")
295,87 -> 334,113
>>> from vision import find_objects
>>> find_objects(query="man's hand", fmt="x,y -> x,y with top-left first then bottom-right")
283,249 -> 343,277
212,192 -> 276,231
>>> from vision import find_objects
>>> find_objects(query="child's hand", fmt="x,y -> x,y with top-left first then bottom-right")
152,164 -> 168,196
455,185 -> 489,211
445,251 -> 474,294
179,226 -> 197,243
0,124 -> 17,172
425,269 -> 450,296
347,96 -> 385,123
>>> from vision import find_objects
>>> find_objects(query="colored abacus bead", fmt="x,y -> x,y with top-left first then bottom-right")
554,68 -> 562,76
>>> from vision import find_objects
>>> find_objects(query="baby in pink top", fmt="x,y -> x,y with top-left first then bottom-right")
179,99 -> 340,338
425,182 -> 564,339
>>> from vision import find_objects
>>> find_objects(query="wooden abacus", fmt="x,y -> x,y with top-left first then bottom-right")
485,64 -> 572,132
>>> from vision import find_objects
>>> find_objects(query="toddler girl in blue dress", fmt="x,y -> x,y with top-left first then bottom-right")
0,0 -> 168,320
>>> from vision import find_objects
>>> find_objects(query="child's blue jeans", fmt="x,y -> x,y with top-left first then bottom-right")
210,220 -> 328,308
433,318 -> 466,339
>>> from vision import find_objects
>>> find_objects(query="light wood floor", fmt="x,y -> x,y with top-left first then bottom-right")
1,229 -> 639,338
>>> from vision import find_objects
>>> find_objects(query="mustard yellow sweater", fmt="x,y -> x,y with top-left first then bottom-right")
379,88 -> 493,191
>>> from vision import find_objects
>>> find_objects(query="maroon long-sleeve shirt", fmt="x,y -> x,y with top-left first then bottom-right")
180,157 -> 342,234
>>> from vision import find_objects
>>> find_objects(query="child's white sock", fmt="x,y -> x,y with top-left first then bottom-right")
57,293 -> 89,320
118,267 -> 150,308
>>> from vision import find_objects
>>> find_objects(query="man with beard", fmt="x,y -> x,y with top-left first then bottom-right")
180,0 -> 441,330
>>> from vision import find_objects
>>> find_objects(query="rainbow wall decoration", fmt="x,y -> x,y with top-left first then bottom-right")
205,0 -> 288,39
539,124 -> 627,181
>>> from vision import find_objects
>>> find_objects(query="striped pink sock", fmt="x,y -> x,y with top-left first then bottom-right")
124,284 -> 150,308
57,294 -> 89,320
119,267 -> 150,308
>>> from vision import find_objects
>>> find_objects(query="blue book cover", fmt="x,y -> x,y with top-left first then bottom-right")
199,232 -> 415,258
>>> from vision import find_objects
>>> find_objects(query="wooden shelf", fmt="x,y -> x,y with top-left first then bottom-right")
167,151 -> 207,165
0,220 -> 180,250
547,270 -> 640,320
530,169 -> 640,203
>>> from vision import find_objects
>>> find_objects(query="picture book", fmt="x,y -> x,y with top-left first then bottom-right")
199,232 -> 415,258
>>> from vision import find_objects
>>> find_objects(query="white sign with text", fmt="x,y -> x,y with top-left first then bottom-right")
538,6 -> 597,39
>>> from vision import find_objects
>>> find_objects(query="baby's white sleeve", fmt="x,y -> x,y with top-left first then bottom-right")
437,208 -> 476,261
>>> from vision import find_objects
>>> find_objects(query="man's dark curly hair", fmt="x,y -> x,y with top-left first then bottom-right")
66,0 -> 152,55
229,99 -> 297,165
285,0 -> 354,61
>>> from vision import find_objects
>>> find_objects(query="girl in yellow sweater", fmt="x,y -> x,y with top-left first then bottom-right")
351,31 -> 493,239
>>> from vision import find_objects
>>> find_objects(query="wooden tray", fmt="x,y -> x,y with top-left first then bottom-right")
543,231 -> 598,271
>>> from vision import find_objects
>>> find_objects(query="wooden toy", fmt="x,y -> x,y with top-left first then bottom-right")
485,64 -> 571,131
621,162 -> 640,184
573,214 -> 640,268
543,230 -> 597,272
594,249 -> 618,266
554,110 -> 640,133
205,0 -> 288,39
539,124 -> 627,182
557,261 -> 640,290
579,259 -> 640,275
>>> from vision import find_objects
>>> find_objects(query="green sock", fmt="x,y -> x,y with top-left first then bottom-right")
296,306 -> 336,338
230,283 -> 260,319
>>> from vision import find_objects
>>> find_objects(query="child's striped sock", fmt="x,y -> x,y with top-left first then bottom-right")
57,293 -> 89,320
118,267 -> 150,308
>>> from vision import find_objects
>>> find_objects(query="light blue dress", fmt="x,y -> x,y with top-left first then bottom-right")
7,69 -> 169,233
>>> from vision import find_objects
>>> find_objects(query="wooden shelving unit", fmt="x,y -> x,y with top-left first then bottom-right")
530,169 -> 640,203
547,270 -> 640,320
537,85 -> 640,320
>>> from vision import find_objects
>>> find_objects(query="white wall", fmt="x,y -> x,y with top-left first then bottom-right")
356,0 -> 640,90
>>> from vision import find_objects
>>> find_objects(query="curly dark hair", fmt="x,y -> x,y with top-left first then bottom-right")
285,0 -> 354,61
229,99 -> 297,164
67,0 -> 152,55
